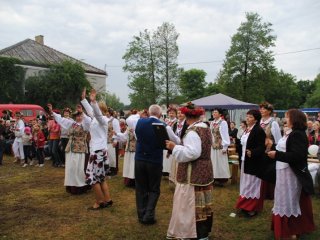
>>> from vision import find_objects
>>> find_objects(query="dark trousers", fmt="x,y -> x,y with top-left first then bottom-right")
23,145 -> 33,163
36,148 -> 44,165
59,138 -> 68,164
49,139 -> 62,166
135,160 -> 162,222
0,140 -> 5,165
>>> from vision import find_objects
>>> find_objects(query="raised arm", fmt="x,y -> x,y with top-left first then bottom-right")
88,89 -> 110,126
81,99 -> 94,119
91,101 -> 109,126
52,112 -> 74,130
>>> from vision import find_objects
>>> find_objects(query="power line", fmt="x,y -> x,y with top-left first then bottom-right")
105,46 -> 320,68
274,47 -> 320,56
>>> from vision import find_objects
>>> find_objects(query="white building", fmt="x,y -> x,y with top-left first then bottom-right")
0,35 -> 107,92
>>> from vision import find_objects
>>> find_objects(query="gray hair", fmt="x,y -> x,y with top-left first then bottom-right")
148,104 -> 162,117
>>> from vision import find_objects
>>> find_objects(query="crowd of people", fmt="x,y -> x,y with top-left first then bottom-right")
0,93 -> 318,239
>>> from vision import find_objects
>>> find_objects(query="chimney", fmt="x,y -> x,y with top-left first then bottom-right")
35,35 -> 44,45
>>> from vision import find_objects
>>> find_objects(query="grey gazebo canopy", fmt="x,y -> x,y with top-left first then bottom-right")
191,93 -> 258,110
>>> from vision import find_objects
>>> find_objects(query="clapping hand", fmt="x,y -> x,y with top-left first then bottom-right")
89,89 -> 97,103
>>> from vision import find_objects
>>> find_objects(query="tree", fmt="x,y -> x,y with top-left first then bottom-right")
154,22 -> 180,107
264,70 -> 301,109
296,80 -> 315,107
305,74 -> 320,107
179,69 -> 207,101
205,82 -> 223,97
217,12 -> 276,103
0,57 -> 25,103
123,22 -> 181,108
25,61 -> 91,109
104,92 -> 125,111
123,30 -> 159,109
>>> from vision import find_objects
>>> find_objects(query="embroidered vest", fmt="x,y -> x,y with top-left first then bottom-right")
211,120 -> 223,149
125,128 -> 136,152
65,123 -> 88,153
107,118 -> 114,144
176,126 -> 213,186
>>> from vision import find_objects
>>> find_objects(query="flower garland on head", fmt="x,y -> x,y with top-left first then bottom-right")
180,102 -> 204,117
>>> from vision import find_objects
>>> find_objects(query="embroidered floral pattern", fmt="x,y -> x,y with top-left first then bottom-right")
65,123 -> 88,153
107,118 -> 114,144
125,129 -> 136,152
211,120 -> 223,149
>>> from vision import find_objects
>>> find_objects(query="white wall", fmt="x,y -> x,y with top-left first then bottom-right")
17,64 -> 107,93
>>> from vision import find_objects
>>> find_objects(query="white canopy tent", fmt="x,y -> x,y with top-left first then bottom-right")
191,93 -> 258,126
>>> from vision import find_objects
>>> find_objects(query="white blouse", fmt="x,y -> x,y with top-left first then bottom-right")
275,129 -> 291,170
240,125 -> 254,161
172,122 -> 206,163
81,99 -> 110,153
260,117 -> 282,144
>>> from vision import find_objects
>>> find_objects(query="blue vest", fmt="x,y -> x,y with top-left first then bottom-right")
135,117 -> 163,165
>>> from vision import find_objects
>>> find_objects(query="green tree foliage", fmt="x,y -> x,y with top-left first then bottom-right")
205,82 -> 223,97
179,69 -> 207,101
25,61 -> 91,109
103,92 -> 125,111
123,30 -> 159,109
265,70 -> 301,109
0,57 -> 25,103
296,80 -> 315,107
153,22 -> 180,106
123,22 -> 180,108
217,12 -> 276,103
305,74 -> 320,107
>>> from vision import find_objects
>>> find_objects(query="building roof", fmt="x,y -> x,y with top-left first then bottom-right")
0,38 -> 107,75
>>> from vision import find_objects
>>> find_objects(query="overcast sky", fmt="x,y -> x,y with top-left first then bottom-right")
1,0 -> 319,104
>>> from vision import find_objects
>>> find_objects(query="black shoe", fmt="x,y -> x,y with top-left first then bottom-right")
102,200 -> 113,208
243,211 -> 257,218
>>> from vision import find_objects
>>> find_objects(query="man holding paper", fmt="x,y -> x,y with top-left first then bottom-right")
135,104 -> 180,225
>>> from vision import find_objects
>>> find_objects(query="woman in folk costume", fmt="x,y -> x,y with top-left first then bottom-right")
210,108 -> 230,186
80,88 -> 113,210
235,110 -> 266,217
163,107 -> 178,176
166,103 -> 214,240
267,109 -> 315,239
259,102 -> 282,200
117,113 -> 140,187
49,104 -> 90,195
106,108 -> 121,176
169,109 -> 188,184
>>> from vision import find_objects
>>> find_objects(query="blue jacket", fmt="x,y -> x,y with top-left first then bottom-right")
135,117 -> 163,165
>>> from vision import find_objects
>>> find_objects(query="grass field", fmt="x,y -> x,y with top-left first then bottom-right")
0,156 -> 319,240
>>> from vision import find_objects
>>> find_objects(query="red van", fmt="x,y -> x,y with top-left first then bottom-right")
0,104 -> 45,122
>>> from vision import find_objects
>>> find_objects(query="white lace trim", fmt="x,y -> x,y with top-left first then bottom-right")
239,161 -> 261,199
272,167 -> 302,217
